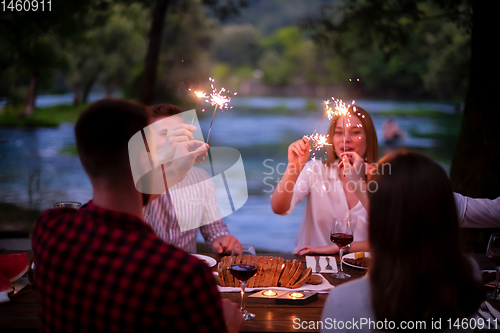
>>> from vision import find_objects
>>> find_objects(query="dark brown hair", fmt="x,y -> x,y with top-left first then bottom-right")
324,105 -> 378,165
151,103 -> 183,121
368,151 -> 484,326
75,99 -> 150,182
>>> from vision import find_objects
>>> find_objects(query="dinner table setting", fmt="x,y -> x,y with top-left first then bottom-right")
2,246 -> 500,332
1,212 -> 500,332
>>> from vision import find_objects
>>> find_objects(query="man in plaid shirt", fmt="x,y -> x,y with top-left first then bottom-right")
32,99 -> 242,332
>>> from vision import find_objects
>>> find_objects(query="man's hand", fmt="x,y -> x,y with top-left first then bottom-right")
212,235 -> 241,254
221,299 -> 243,333
162,140 -> 208,188
156,123 -> 196,165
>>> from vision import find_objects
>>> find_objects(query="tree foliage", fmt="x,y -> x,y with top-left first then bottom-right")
0,0 -> 114,113
65,3 -> 149,105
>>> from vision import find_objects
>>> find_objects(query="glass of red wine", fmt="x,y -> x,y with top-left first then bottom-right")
486,233 -> 500,300
230,244 -> 258,320
330,217 -> 355,279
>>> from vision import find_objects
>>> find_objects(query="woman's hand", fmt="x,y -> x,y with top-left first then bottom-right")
288,137 -> 311,166
339,152 -> 367,183
295,244 -> 339,255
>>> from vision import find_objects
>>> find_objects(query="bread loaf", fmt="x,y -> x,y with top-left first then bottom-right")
292,267 -> 312,289
285,261 -> 303,288
219,256 -> 313,289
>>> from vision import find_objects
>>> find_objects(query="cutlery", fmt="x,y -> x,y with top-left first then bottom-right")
325,257 -> 333,270
314,256 -> 321,273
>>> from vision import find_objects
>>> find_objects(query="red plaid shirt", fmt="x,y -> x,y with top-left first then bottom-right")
32,201 -> 227,333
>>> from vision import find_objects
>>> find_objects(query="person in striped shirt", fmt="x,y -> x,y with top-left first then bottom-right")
143,103 -> 241,254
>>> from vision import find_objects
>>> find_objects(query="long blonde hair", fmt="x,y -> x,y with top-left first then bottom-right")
323,105 -> 378,165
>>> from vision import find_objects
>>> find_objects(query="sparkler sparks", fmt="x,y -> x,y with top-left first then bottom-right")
305,133 -> 332,150
307,97 -> 361,161
207,77 -> 236,111
190,77 -> 237,144
311,98 -> 353,136
193,91 -> 207,98
327,98 -> 351,119
304,133 -> 332,163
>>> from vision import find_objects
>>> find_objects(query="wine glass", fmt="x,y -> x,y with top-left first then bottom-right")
229,244 -> 258,321
330,217 -> 355,279
53,201 -> 82,209
486,233 -> 500,300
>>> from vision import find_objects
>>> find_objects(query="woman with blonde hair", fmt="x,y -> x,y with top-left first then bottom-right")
271,106 -> 378,254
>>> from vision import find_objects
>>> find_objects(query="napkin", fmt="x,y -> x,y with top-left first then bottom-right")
216,273 -> 334,293
306,256 -> 338,273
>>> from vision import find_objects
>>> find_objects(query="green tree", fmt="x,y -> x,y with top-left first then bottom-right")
0,1 -> 112,115
259,26 -> 316,86
153,0 -> 218,104
303,2 -> 472,99
138,0 -> 249,105
422,22 -> 470,100
211,24 -> 262,68
63,3 -> 149,106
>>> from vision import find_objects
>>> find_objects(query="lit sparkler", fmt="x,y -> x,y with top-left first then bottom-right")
304,133 -> 332,162
311,98 -> 351,136
305,133 -> 332,150
309,98 -> 356,158
190,78 -> 237,144
205,77 -> 236,144
189,89 -> 208,113
194,91 -> 207,99
331,99 -> 355,156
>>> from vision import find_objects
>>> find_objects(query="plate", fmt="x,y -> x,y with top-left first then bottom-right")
341,252 -> 371,270
191,254 -> 217,267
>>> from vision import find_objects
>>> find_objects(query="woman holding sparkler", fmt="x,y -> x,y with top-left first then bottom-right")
270,105 -> 378,255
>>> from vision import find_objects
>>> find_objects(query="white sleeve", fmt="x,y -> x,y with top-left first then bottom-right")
455,192 -> 500,228
273,163 -> 312,216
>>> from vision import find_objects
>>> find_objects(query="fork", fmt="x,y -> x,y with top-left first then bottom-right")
325,257 -> 333,270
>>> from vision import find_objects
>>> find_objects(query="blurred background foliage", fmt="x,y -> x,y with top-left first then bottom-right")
0,0 -> 472,115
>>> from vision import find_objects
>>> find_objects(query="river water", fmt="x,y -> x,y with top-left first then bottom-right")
0,95 -> 457,252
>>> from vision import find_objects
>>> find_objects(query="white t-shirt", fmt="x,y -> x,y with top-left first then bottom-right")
278,160 -> 369,253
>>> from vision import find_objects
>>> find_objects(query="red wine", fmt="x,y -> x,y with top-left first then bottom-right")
230,264 -> 258,281
487,254 -> 500,266
331,232 -> 353,247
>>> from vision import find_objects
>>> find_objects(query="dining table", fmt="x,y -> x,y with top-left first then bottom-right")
1,251 -> 500,332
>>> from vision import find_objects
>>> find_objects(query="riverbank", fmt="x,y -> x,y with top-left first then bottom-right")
0,104 -> 87,128
0,202 -> 40,235
0,201 -> 282,253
